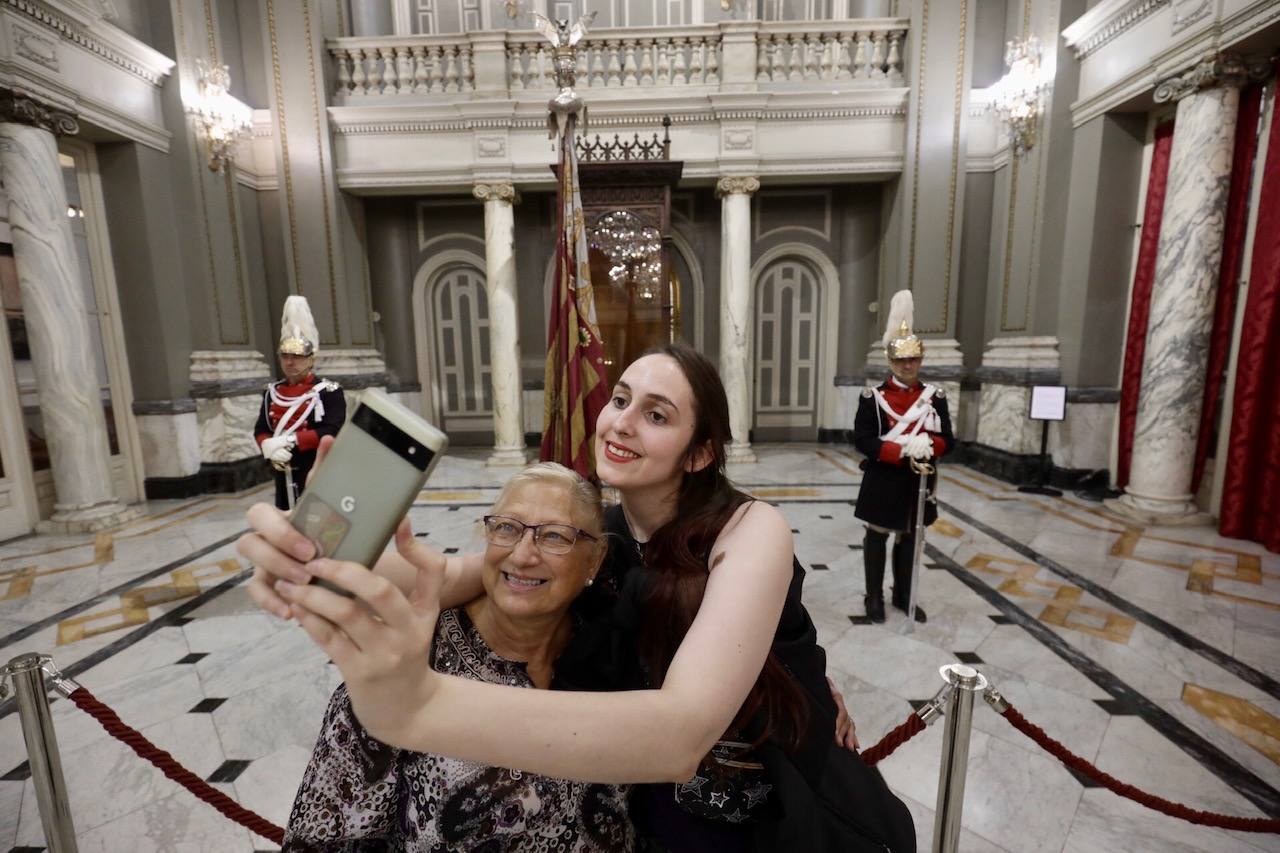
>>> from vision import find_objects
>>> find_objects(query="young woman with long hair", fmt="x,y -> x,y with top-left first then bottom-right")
238,343 -> 914,851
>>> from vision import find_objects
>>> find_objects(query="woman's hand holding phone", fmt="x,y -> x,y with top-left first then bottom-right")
272,519 -> 448,747
237,435 -> 449,620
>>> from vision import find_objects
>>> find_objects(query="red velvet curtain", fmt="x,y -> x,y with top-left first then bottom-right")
1221,74 -> 1280,553
1192,84 -> 1264,492
1117,121 -> 1175,488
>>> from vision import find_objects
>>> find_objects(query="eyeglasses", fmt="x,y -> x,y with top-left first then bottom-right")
482,515 -> 600,555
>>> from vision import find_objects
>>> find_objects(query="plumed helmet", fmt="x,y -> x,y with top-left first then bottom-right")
278,295 -> 318,357
882,290 -> 924,360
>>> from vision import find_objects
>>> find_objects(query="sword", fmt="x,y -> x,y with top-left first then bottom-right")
900,456 -> 934,635
284,463 -> 296,511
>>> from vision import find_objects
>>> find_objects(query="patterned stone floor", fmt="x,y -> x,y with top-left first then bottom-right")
0,445 -> 1277,852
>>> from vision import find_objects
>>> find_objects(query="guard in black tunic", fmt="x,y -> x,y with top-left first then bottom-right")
854,291 -> 954,624
254,296 -> 346,510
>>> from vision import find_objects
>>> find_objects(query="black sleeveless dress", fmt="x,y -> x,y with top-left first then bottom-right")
558,504 -> 915,853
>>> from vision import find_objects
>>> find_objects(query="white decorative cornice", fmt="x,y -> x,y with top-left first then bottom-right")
1062,0 -> 1169,59
331,104 -> 906,136
2,0 -> 175,85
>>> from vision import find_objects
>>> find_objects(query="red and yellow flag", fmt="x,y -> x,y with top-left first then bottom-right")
541,116 -> 609,477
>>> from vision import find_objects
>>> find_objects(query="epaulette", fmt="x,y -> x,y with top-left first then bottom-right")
861,387 -> 874,398
316,379 -> 342,392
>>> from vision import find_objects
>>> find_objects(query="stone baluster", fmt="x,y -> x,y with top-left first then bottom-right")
802,35 -> 819,80
853,31 -> 869,78
508,45 -> 525,90
427,45 -> 445,91
639,39 -> 655,85
576,48 -> 589,85
1110,55 -> 1265,523
770,37 -> 785,81
606,40 -> 623,87
399,47 -> 415,93
590,42 -> 606,86
818,34 -> 833,80
367,48 -> 385,93
705,37 -> 720,84
672,37 -> 689,85
887,30 -> 904,82
688,37 -> 704,84
756,38 -> 771,81
622,39 -> 639,87
472,182 -> 526,467
657,39 -> 672,84
835,33 -> 853,79
0,94 -> 135,531
335,49 -> 352,94
870,31 -> 887,79
380,47 -> 398,93
788,36 -> 804,80
443,45 -> 459,92
458,44 -> 474,90
350,47 -> 368,94
716,176 -> 762,464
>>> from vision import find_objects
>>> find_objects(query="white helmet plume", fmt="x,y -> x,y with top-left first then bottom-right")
278,295 -> 319,357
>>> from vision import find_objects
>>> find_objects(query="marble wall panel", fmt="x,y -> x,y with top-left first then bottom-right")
976,382 -> 1041,455
1051,402 -> 1115,471
196,394 -> 262,463
134,412 -> 200,478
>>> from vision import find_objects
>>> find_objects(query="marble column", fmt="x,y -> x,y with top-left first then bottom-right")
0,96 -> 135,531
716,176 -> 760,464
1111,56 -> 1258,524
474,182 -> 526,467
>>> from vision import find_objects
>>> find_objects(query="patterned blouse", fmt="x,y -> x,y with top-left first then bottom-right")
283,607 -> 634,852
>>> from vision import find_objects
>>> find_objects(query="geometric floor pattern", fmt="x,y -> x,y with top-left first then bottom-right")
0,445 -> 1277,852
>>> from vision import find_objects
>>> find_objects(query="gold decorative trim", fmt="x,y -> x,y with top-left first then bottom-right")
336,0 -> 346,37
224,167 -> 250,343
904,0 -> 928,294
305,0 -> 342,345
267,0 -> 302,298
202,0 -> 217,61
999,154 -> 1020,330
1021,135 -> 1046,332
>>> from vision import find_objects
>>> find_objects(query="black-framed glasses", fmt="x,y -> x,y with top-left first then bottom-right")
482,515 -> 600,555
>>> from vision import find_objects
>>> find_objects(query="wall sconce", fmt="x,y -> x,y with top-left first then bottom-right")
990,36 -> 1050,158
189,59 -> 253,173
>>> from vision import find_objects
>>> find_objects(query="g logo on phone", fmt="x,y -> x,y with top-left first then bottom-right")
340,495 -> 356,513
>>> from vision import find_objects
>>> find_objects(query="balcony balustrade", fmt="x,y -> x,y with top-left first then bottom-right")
327,19 -> 908,101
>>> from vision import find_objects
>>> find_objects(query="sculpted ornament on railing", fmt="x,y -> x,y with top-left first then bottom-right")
333,39 -> 475,96
755,25 -> 904,83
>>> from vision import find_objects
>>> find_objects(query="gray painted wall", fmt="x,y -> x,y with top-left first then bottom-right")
957,171 -> 993,369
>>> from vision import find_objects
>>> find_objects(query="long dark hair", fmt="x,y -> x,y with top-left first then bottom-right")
636,343 -> 808,748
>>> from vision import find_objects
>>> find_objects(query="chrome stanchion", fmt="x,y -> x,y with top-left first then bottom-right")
931,663 -> 987,853
2,653 -> 79,852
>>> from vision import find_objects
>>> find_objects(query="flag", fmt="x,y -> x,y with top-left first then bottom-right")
541,116 -> 610,478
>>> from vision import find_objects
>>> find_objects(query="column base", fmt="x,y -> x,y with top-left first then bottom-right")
486,447 -> 529,467
37,500 -> 142,534
1103,493 -> 1211,527
726,442 -> 757,464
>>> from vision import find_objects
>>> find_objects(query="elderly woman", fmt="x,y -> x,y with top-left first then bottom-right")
281,462 -> 633,852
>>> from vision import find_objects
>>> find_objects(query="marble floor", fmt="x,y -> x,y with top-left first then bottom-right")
0,445 -> 1277,852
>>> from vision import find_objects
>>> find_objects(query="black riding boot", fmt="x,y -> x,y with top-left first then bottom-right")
891,534 -> 927,623
863,530 -> 887,623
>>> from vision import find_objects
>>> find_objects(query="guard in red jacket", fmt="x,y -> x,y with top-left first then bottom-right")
254,296 -> 345,509
853,291 -> 954,624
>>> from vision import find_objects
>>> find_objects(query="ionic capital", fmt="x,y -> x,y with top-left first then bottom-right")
0,90 -> 78,136
1154,53 -> 1271,103
473,182 -> 518,204
715,175 -> 760,198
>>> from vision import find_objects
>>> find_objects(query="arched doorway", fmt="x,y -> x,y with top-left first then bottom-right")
751,248 -> 839,441
415,255 -> 494,445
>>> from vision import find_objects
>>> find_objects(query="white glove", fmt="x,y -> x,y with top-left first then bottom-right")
269,445 -> 293,466
903,433 -> 933,460
261,435 -> 296,458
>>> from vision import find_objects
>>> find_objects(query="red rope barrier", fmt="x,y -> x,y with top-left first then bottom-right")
861,712 -> 926,766
67,687 -> 285,845
998,701 -> 1280,834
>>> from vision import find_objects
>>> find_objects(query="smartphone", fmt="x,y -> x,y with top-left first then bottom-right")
290,388 -> 447,590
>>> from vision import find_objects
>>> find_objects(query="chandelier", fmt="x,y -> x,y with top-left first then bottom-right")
589,211 -> 664,302
189,59 -> 254,173
989,36 -> 1050,158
